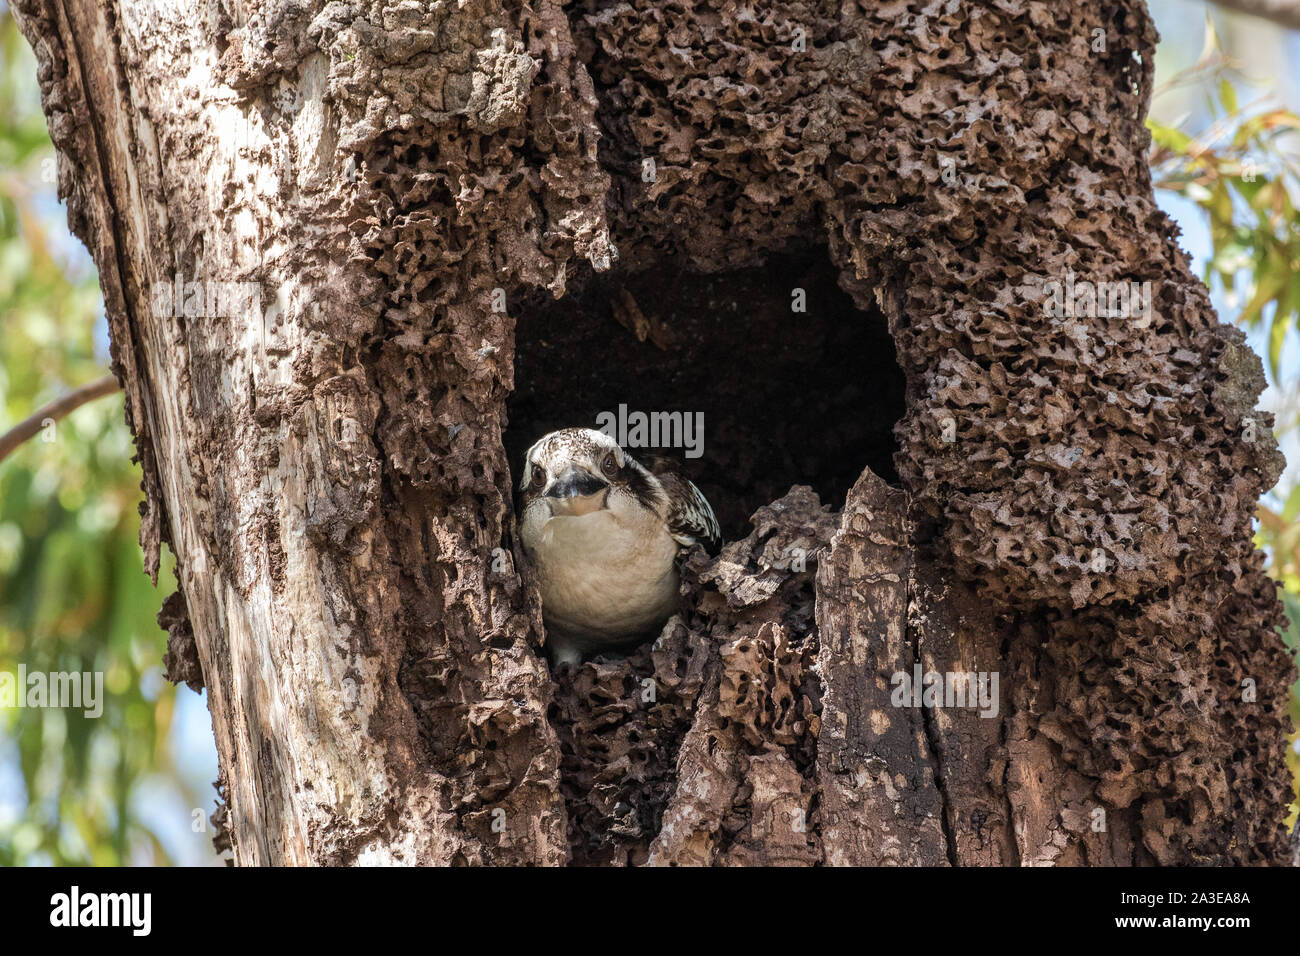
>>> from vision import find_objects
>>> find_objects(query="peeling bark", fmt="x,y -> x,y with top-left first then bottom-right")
12,0 -> 1294,866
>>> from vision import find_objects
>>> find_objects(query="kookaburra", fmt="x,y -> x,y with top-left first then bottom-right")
518,427 -> 721,667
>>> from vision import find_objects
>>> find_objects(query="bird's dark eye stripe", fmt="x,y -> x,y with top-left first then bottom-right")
624,464 -> 661,510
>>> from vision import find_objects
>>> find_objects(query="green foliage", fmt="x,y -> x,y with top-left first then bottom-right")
0,9 -> 197,865
1149,20 -> 1300,384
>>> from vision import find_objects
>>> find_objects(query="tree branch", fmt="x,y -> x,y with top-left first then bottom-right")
0,375 -> 121,465
1206,0 -> 1300,30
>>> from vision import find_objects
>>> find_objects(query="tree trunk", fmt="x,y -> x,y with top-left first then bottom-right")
13,0 -> 1295,866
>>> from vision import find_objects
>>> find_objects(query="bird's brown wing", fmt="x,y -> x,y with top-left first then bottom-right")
643,454 -> 722,552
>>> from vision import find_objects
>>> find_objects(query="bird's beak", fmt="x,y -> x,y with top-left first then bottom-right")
545,465 -> 609,516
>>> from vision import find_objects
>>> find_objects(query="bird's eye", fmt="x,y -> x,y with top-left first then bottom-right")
601,451 -> 620,479
528,467 -> 546,492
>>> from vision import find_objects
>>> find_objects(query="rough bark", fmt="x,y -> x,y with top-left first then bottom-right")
13,0 -> 1295,866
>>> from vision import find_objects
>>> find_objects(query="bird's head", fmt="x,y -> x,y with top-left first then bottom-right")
518,427 -> 660,521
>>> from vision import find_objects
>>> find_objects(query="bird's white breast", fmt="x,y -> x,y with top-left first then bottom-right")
525,505 -> 680,644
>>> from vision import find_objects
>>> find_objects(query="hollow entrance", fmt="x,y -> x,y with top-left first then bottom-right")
506,244 -> 905,537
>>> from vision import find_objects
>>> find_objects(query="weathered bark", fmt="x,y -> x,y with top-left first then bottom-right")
13,0 -> 1295,866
